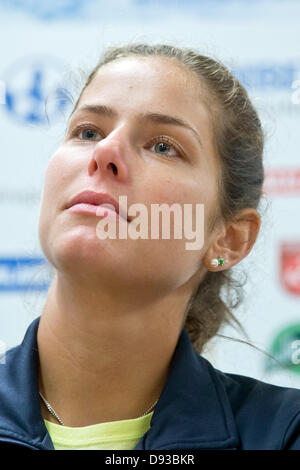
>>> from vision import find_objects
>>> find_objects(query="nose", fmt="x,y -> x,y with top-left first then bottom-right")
88,129 -> 130,183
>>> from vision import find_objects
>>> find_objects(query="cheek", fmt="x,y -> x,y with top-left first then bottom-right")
39,146 -> 79,213
142,173 -> 189,203
149,169 -> 217,240
134,177 -> 208,282
44,152 -> 71,196
38,151 -> 72,253
142,172 -> 213,235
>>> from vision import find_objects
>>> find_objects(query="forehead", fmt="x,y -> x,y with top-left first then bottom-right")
75,57 -> 215,159
78,56 -> 208,122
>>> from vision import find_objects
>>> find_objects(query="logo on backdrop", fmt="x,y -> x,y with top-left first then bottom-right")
0,257 -> 50,292
233,61 -> 300,116
280,242 -> 300,296
265,323 -> 300,375
234,63 -> 297,91
263,168 -> 300,196
0,0 -> 91,21
2,55 -> 70,126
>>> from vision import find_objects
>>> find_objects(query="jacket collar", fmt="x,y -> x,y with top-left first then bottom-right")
0,317 -> 240,450
134,327 -> 240,449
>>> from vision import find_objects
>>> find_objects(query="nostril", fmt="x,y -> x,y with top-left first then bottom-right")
109,163 -> 118,175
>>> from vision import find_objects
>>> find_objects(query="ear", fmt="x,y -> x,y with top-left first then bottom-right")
203,208 -> 261,271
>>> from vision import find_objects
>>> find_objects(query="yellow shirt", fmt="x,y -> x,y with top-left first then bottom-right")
44,412 -> 153,450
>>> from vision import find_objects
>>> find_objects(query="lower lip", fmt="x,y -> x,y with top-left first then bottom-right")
67,203 -> 128,222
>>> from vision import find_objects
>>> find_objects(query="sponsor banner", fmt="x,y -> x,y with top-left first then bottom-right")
0,0 -> 298,22
265,323 -> 300,375
0,0 -> 299,386
0,0 -> 94,21
0,257 -> 49,292
1,54 -> 70,126
0,189 -> 40,205
264,168 -> 300,196
235,63 -> 296,91
280,242 -> 300,296
234,61 -> 300,118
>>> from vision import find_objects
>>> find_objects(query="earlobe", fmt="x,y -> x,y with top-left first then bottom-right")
202,244 -> 230,271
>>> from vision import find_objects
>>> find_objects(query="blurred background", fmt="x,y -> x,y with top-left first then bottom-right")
0,0 -> 300,387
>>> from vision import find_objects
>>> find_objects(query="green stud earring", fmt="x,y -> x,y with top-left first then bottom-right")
210,256 -> 228,268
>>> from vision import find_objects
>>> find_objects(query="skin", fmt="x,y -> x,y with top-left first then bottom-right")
37,56 -> 261,427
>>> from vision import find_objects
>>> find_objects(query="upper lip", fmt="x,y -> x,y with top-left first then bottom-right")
65,190 -> 131,222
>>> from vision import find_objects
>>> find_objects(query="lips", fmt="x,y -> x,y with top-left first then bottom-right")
65,190 -> 131,222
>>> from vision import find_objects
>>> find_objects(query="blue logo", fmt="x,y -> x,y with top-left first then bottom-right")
0,0 -> 90,21
234,64 -> 298,91
2,55 -> 71,125
0,257 -> 50,292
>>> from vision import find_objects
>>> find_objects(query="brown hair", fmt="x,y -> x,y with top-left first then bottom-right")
70,42 -> 265,354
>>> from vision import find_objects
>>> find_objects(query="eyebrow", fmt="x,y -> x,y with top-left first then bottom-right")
72,104 -> 203,149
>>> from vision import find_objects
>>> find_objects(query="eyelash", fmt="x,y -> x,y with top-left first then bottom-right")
68,124 -> 185,160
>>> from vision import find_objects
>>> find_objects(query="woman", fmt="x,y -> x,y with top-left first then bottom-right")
0,42 -> 300,450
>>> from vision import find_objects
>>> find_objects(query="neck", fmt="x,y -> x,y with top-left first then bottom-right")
37,272 -> 192,427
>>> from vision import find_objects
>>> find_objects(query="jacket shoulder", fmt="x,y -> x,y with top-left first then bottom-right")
0,318 -> 50,450
215,367 -> 300,449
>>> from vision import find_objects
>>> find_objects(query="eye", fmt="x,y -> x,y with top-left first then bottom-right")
80,128 -> 101,141
69,124 -> 102,141
148,136 -> 184,159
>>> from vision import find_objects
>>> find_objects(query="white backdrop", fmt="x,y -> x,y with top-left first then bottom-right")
0,0 -> 299,387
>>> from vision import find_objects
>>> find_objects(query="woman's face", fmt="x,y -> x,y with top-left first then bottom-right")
38,56 -> 221,297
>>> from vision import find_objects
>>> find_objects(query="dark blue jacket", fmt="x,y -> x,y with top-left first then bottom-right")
1,316 -> 300,450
